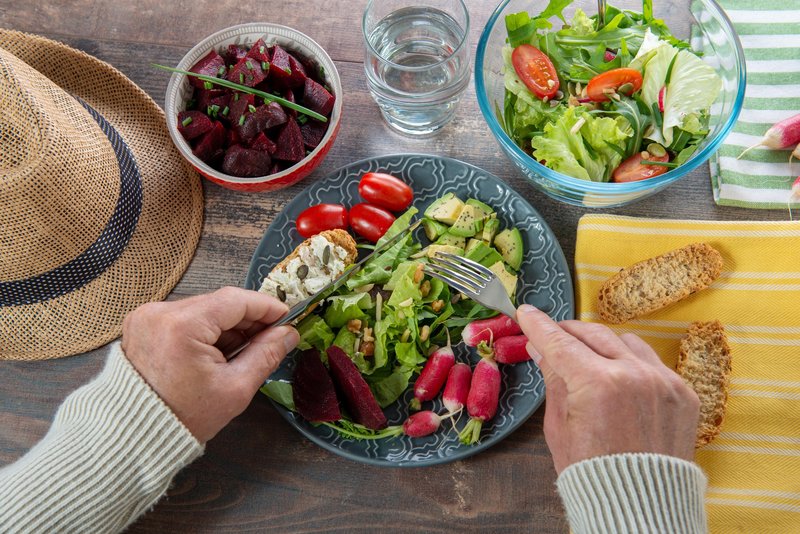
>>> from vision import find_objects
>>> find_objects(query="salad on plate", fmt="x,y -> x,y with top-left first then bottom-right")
500,0 -> 722,183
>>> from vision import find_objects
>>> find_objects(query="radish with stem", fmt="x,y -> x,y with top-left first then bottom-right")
402,410 -> 458,438
479,335 -> 533,364
738,112 -> 800,159
410,329 -> 455,410
458,357 -> 501,445
462,315 -> 522,347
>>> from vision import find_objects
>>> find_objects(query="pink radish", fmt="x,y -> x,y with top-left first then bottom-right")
402,410 -> 456,438
458,358 -> 501,445
410,331 -> 455,410
491,335 -> 533,364
738,112 -> 800,159
604,50 -> 616,62
658,86 -> 666,113
462,315 -> 522,347
442,362 -> 472,414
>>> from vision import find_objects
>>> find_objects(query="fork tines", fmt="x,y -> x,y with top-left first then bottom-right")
423,252 -> 494,296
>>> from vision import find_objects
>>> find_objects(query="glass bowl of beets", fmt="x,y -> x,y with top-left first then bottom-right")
165,23 -> 342,192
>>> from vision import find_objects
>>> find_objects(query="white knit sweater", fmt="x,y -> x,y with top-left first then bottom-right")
0,344 -> 707,533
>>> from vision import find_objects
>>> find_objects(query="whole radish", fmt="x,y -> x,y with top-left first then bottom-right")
738,112 -> 800,159
410,331 -> 455,410
442,362 -> 472,414
402,410 -> 456,438
458,358 -> 501,445
479,335 -> 533,365
462,315 -> 522,347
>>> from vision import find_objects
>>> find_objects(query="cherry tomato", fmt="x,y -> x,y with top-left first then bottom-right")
349,203 -> 396,243
511,44 -> 559,100
612,151 -> 670,183
358,172 -> 413,212
586,68 -> 643,102
296,203 -> 349,238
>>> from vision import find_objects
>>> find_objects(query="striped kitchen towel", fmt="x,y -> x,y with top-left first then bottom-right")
575,214 -> 800,533
703,0 -> 800,208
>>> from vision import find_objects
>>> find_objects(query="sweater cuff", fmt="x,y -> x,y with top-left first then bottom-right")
556,453 -> 708,534
0,342 -> 204,533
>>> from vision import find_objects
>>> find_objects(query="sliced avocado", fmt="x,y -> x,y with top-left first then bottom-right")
425,244 -> 465,259
466,198 -> 495,218
448,204 -> 483,237
489,261 -> 518,298
424,193 -> 464,225
464,238 -> 482,255
422,218 -> 449,241
435,232 -> 466,249
494,228 -> 524,271
482,218 -> 501,245
465,240 -> 504,268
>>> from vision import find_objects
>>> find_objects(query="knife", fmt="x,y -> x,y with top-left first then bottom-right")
223,220 -> 421,360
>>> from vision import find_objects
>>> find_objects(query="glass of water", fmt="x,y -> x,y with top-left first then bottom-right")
362,0 -> 470,136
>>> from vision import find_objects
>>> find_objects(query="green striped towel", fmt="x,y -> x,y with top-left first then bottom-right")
705,0 -> 800,208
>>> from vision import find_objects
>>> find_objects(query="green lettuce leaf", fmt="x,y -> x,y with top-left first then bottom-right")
259,381 -> 295,411
569,8 -> 595,36
386,262 -> 422,308
323,292 -> 373,329
295,314 -> 335,352
395,341 -> 426,370
368,366 -> 414,408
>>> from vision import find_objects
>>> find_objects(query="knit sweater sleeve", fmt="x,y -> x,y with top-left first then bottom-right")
0,342 -> 204,533
556,453 -> 708,534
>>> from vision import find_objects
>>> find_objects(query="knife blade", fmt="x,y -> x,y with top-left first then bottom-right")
223,220 -> 421,360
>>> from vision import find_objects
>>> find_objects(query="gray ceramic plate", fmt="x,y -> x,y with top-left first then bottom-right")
245,154 -> 573,467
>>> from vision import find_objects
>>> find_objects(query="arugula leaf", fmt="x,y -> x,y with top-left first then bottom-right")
321,420 -> 403,440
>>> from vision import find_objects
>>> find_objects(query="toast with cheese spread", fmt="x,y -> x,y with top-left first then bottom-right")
259,229 -> 357,308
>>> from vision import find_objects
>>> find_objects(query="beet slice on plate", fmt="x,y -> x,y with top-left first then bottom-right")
292,349 -> 342,423
326,346 -> 387,430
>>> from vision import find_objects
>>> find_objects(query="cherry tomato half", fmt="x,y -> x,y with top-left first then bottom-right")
349,203 -> 396,243
612,151 -> 670,183
358,172 -> 413,212
586,68 -> 643,102
511,44 -> 560,100
296,203 -> 349,238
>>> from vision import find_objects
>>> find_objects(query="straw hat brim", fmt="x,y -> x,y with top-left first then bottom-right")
0,30 -> 204,360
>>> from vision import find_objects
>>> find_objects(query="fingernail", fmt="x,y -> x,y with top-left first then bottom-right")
518,304 -> 538,314
526,342 -> 542,365
281,327 -> 300,353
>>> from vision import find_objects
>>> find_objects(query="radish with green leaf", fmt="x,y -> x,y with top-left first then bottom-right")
462,315 -> 521,347
459,357 -> 501,445
478,335 -> 532,365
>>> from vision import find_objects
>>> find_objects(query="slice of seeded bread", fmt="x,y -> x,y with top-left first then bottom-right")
677,320 -> 732,447
273,229 -> 357,274
597,243 -> 723,324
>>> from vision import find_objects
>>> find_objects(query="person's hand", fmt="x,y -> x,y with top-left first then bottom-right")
516,304 -> 700,474
121,287 -> 300,443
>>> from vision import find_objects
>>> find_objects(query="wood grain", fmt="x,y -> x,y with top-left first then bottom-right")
0,0 -> 786,532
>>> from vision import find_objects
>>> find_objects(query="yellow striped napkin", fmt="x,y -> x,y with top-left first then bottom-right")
575,214 -> 800,533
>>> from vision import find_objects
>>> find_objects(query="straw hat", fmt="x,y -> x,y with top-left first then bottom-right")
0,30 -> 204,360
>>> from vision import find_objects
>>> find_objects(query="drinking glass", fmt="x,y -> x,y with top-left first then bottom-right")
362,0 -> 471,136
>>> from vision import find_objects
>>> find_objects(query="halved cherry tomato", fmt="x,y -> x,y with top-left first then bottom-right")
358,172 -> 413,212
350,203 -> 396,243
612,151 -> 670,183
586,68 -> 643,102
511,44 -> 559,100
296,203 -> 349,238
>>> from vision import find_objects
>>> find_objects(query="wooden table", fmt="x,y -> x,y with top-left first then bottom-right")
0,1 -> 785,532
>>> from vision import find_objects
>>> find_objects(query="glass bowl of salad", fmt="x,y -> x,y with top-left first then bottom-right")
475,0 -> 745,207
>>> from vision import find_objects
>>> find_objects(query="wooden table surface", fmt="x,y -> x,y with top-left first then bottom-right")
0,1 -> 785,532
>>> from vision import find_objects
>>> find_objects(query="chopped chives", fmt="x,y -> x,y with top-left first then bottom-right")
283,67 -> 292,75
641,160 -> 678,168
238,115 -> 245,126
246,60 -> 254,70
181,116 -> 193,127
217,65 -> 226,76
259,45 -> 265,54
262,61 -> 269,71
203,81 -> 213,90
297,114 -> 308,125
222,106 -> 229,116
248,104 -> 257,113
234,93 -> 239,101
239,72 -> 244,84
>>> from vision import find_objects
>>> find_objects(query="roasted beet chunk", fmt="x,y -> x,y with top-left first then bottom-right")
236,101 -> 288,142
250,132 -> 277,154
196,89 -> 230,118
273,117 -> 305,163
268,45 -> 294,87
224,44 -> 247,64
221,145 -> 272,177
246,38 -> 271,65
300,119 -> 327,149
292,349 -> 342,423
303,78 -> 334,116
192,121 -> 226,164
177,111 -> 213,141
287,54 -> 307,88
326,346 -> 387,430
188,50 -> 225,89
228,93 -> 255,128
226,56 -> 267,88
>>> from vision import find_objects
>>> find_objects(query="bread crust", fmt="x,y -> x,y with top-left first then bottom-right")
677,320 -> 731,447
274,229 -> 358,274
597,243 -> 723,324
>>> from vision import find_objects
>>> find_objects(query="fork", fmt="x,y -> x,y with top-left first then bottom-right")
423,252 -> 518,320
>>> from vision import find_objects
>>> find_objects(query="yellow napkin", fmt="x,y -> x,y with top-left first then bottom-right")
575,214 -> 800,533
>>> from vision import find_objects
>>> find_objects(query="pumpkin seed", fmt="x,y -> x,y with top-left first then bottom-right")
296,264 -> 309,280
617,82 -> 634,95
647,143 -> 667,158
276,286 -> 286,302
322,245 -> 331,265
